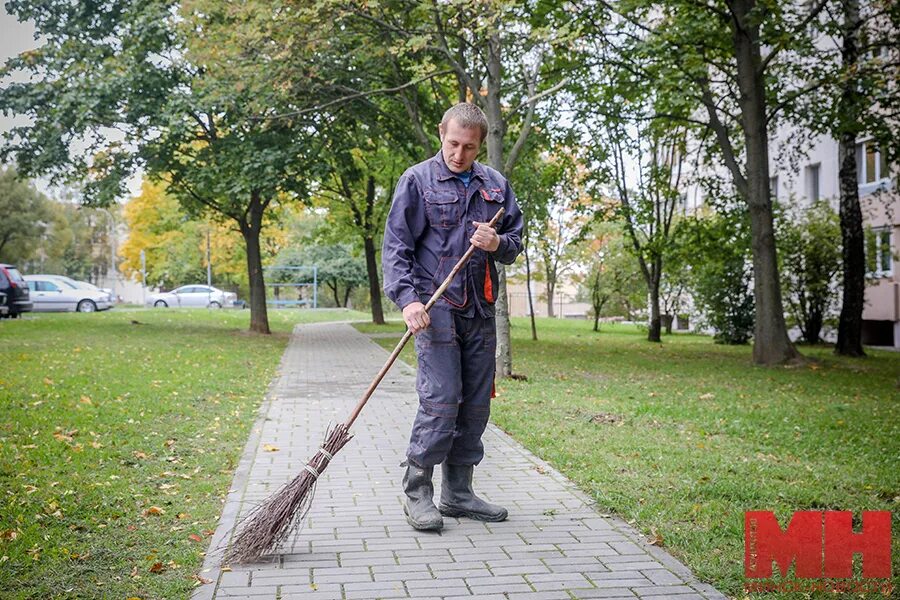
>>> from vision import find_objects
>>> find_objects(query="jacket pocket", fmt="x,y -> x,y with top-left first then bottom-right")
424,190 -> 461,228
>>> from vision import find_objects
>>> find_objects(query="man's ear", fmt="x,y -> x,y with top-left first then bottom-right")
438,123 -> 445,140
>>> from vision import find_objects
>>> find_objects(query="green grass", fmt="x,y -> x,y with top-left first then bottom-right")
0,307 -> 368,600
356,317 -> 900,599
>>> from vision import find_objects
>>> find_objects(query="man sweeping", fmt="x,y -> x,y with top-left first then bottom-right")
382,102 -> 524,531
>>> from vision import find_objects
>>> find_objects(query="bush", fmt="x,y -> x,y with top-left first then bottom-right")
682,210 -> 755,345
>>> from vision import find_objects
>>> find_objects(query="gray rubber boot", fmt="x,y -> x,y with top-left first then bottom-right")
402,463 -> 443,531
438,463 -> 508,522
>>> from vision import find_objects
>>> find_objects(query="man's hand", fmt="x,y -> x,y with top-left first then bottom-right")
402,301 -> 430,334
471,221 -> 500,252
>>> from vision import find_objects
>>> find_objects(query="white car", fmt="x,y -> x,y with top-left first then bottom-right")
30,274 -> 115,303
147,285 -> 237,309
24,275 -> 113,313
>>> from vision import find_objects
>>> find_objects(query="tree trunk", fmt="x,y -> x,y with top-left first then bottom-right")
328,282 -> 340,307
804,308 -> 823,345
648,266 -> 662,343
731,0 -> 799,365
545,279 -> 555,318
240,191 -> 270,334
835,0 -> 866,357
484,22 -> 514,378
363,235 -> 385,324
663,314 -> 674,335
524,234 -> 538,341
343,286 -> 352,308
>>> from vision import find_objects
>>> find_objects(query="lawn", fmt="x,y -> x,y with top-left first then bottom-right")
356,317 -> 900,599
0,307 -> 368,600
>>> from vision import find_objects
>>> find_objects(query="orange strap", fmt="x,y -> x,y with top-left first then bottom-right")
483,259 -> 493,303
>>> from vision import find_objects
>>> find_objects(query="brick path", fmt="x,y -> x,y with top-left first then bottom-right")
193,322 -> 727,600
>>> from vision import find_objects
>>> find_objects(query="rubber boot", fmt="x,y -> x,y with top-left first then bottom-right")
438,463 -> 508,522
402,463 -> 443,531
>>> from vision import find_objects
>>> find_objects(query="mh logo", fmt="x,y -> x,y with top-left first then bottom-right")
745,511 -> 892,579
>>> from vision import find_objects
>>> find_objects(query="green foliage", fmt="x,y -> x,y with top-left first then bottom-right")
777,201 -> 843,344
275,242 -> 368,308
0,167 -> 52,265
682,211 -> 755,345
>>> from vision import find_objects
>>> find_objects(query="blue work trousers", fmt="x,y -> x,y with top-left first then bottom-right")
407,307 -> 496,468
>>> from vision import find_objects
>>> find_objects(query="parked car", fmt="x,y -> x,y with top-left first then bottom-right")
0,264 -> 33,318
29,274 -> 115,304
24,275 -> 113,313
146,285 -> 237,309
0,291 -> 8,317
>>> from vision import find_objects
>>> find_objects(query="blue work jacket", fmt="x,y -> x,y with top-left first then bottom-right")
382,151 -> 524,318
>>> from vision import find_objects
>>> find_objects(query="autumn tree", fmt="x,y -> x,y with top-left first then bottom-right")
579,0 -> 837,363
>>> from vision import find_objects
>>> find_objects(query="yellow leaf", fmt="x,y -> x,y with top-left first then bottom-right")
144,506 -> 165,516
79,396 -> 92,405
263,444 -> 279,452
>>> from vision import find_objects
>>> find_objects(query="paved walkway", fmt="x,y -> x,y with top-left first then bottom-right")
194,322 -> 727,600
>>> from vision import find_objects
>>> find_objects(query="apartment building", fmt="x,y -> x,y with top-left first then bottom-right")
772,133 -> 898,347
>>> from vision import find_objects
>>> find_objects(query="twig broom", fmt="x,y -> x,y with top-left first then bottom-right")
225,207 -> 505,563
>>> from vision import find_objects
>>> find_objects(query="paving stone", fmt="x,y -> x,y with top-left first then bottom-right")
191,323 -> 727,600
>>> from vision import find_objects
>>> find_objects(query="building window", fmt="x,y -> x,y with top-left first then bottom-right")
769,175 -> 779,200
806,163 -> 820,202
856,141 -> 889,184
866,227 -> 893,277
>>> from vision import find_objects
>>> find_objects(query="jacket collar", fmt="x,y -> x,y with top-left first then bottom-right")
432,151 -> 487,183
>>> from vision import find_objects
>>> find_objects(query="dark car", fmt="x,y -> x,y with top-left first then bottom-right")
0,264 -> 33,318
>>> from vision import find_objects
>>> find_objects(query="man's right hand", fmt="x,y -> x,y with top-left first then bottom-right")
402,301 -> 430,334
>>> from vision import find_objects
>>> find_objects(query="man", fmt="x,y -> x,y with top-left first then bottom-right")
382,102 -> 524,531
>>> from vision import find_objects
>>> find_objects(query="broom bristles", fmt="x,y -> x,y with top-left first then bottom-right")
224,423 -> 353,563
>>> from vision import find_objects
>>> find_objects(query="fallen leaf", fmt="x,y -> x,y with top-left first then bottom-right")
149,562 -> 165,573
176,512 -> 190,520
195,575 -> 213,584
144,506 -> 165,516
263,444 -> 279,452
699,393 -> 715,400
188,534 -> 202,542
79,396 -> 92,405
133,451 -> 148,459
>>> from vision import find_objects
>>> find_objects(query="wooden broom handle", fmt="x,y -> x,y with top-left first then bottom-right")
345,207 -> 506,428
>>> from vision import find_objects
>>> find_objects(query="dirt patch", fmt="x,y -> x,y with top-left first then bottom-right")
588,412 -> 623,425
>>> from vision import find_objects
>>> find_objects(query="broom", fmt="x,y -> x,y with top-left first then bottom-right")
225,207 -> 506,563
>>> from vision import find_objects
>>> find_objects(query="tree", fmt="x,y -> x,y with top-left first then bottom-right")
529,155 -> 590,319
576,225 -> 646,326
120,181 -> 263,294
683,210 -> 755,345
0,167 -> 51,265
778,200 -> 843,345
586,1 -> 826,363
0,0 -> 349,333
277,243 -> 367,308
812,0 -> 900,356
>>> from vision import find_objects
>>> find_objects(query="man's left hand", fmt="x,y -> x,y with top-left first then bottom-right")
470,221 -> 500,252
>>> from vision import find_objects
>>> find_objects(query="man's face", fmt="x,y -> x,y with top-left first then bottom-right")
439,118 -> 482,173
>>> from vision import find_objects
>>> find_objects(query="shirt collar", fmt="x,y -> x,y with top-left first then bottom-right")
433,151 -> 487,183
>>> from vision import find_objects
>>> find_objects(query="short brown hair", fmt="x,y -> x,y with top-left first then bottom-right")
441,103 -> 488,143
